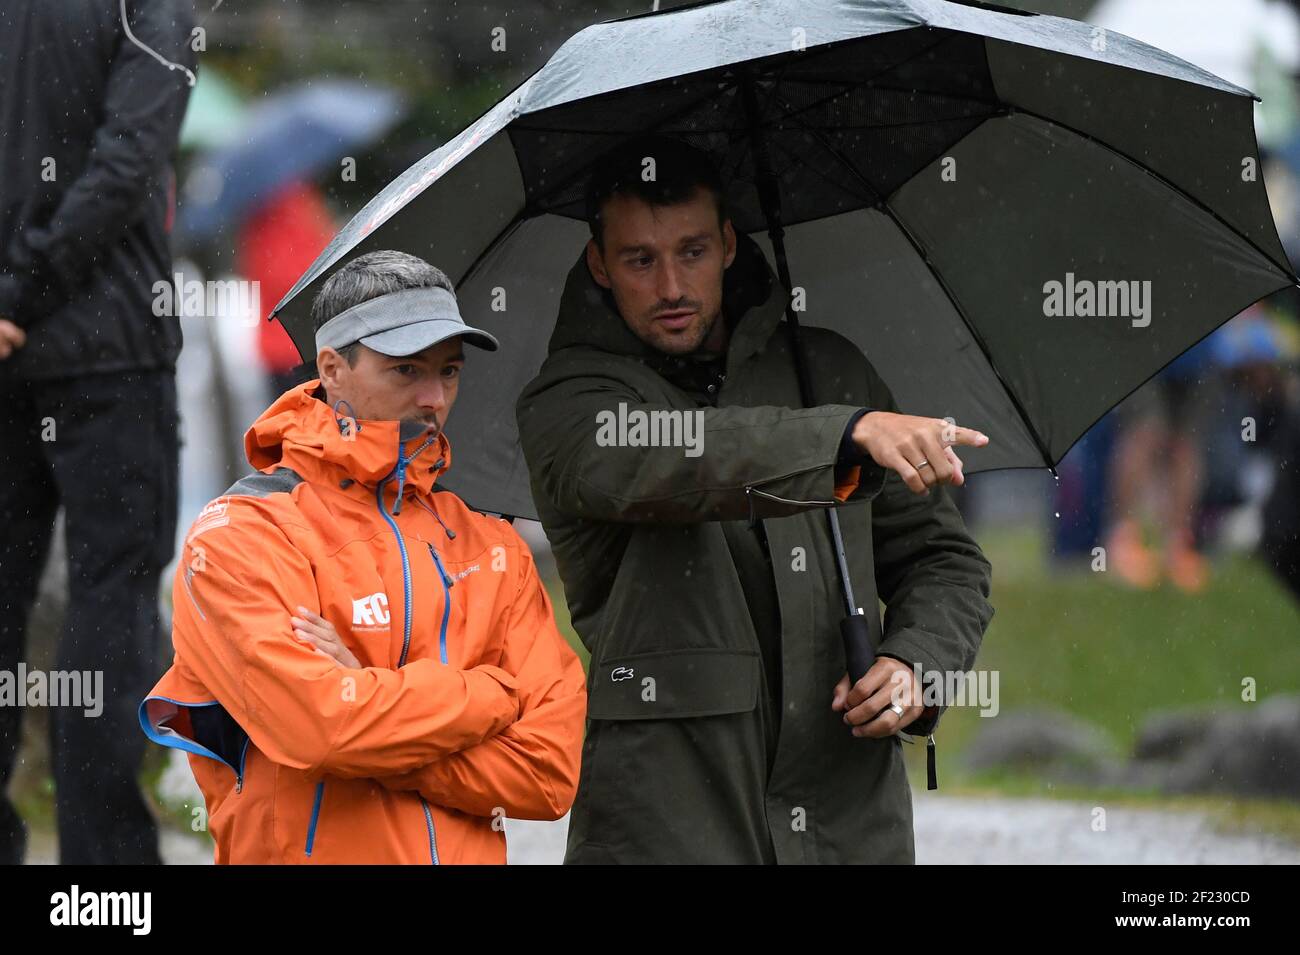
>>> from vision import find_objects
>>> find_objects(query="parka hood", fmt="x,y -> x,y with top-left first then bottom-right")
244,380 -> 451,502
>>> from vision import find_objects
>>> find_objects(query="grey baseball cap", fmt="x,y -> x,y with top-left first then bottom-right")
314,286 -> 499,357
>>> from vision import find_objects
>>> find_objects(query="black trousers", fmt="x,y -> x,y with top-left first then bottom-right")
0,369 -> 178,864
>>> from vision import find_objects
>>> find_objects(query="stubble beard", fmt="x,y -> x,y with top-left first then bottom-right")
644,304 -> 721,356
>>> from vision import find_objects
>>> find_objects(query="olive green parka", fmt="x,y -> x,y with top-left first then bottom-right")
516,236 -> 994,863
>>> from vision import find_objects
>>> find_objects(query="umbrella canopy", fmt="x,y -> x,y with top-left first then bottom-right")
1089,0 -> 1300,146
272,0 -> 1297,522
179,78 -> 405,240
1090,0 -> 1300,98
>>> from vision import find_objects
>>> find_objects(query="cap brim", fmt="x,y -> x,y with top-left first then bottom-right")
359,318 -> 499,357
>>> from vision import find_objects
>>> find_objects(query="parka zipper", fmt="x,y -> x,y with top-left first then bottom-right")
422,540 -> 454,866
744,480 -> 837,529
305,781 -> 324,856
426,542 -> 452,666
303,471 -> 442,862
235,738 -> 250,793
746,484 -> 836,508
141,696 -> 250,792
375,475 -> 441,864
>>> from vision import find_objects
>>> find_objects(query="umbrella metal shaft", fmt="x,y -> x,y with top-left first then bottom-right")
740,70 -> 859,620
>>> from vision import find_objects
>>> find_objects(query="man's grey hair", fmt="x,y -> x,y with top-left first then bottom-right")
310,250 -> 455,364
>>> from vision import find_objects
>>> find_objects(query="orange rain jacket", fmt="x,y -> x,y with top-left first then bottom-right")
140,381 -> 587,864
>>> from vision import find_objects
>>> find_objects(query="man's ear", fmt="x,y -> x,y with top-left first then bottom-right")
317,346 -> 346,393
722,219 -> 737,269
586,239 -> 612,290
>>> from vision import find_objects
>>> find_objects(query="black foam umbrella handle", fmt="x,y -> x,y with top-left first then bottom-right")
840,611 -> 876,685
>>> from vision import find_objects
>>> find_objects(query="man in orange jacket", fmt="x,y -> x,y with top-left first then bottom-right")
140,250 -> 587,864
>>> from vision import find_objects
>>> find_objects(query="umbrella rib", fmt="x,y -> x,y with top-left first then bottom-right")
455,208 -> 530,291
765,131 -> 882,209
1003,104 -> 1299,285
846,82 -> 1004,114
506,34 -> 982,217
767,88 -> 1003,209
507,115 -> 987,137
513,78 -> 744,214
811,115 -> 993,132
769,31 -> 965,126
774,96 -> 1057,470
774,82 -> 1003,127
766,93 -> 893,205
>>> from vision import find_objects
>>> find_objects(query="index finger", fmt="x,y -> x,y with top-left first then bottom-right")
942,426 -> 989,448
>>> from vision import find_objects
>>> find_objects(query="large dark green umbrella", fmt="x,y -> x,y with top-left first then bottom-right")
271,0 -> 1297,678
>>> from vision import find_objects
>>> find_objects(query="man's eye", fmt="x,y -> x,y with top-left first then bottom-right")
632,256 -> 652,267
685,247 -> 704,258
393,365 -> 416,376
443,365 -> 461,379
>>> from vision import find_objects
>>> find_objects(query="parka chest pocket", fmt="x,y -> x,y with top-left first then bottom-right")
586,648 -> 760,720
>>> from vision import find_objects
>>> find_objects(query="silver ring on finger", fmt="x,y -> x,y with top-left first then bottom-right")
915,460 -> 931,471
888,702 -> 905,718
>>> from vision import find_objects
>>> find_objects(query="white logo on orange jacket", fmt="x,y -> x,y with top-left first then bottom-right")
352,592 -> 390,626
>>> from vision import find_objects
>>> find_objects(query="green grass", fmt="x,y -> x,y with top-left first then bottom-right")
891,523 -> 1300,839
934,524 -> 1300,753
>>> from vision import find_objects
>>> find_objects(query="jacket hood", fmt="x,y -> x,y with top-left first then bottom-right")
548,232 -> 786,371
245,380 -> 451,503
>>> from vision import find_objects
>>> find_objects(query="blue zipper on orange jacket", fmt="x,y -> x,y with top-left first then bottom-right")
306,431 -> 442,862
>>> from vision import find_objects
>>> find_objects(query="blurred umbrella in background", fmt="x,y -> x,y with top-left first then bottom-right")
179,66 -> 248,151
178,78 -> 405,240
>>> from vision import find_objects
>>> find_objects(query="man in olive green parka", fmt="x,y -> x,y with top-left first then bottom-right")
516,136 -> 995,864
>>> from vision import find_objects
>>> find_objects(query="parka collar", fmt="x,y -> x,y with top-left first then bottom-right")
243,380 -> 451,503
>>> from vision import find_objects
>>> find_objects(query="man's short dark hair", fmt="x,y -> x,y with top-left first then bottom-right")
310,250 -> 455,366
584,135 -> 728,252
